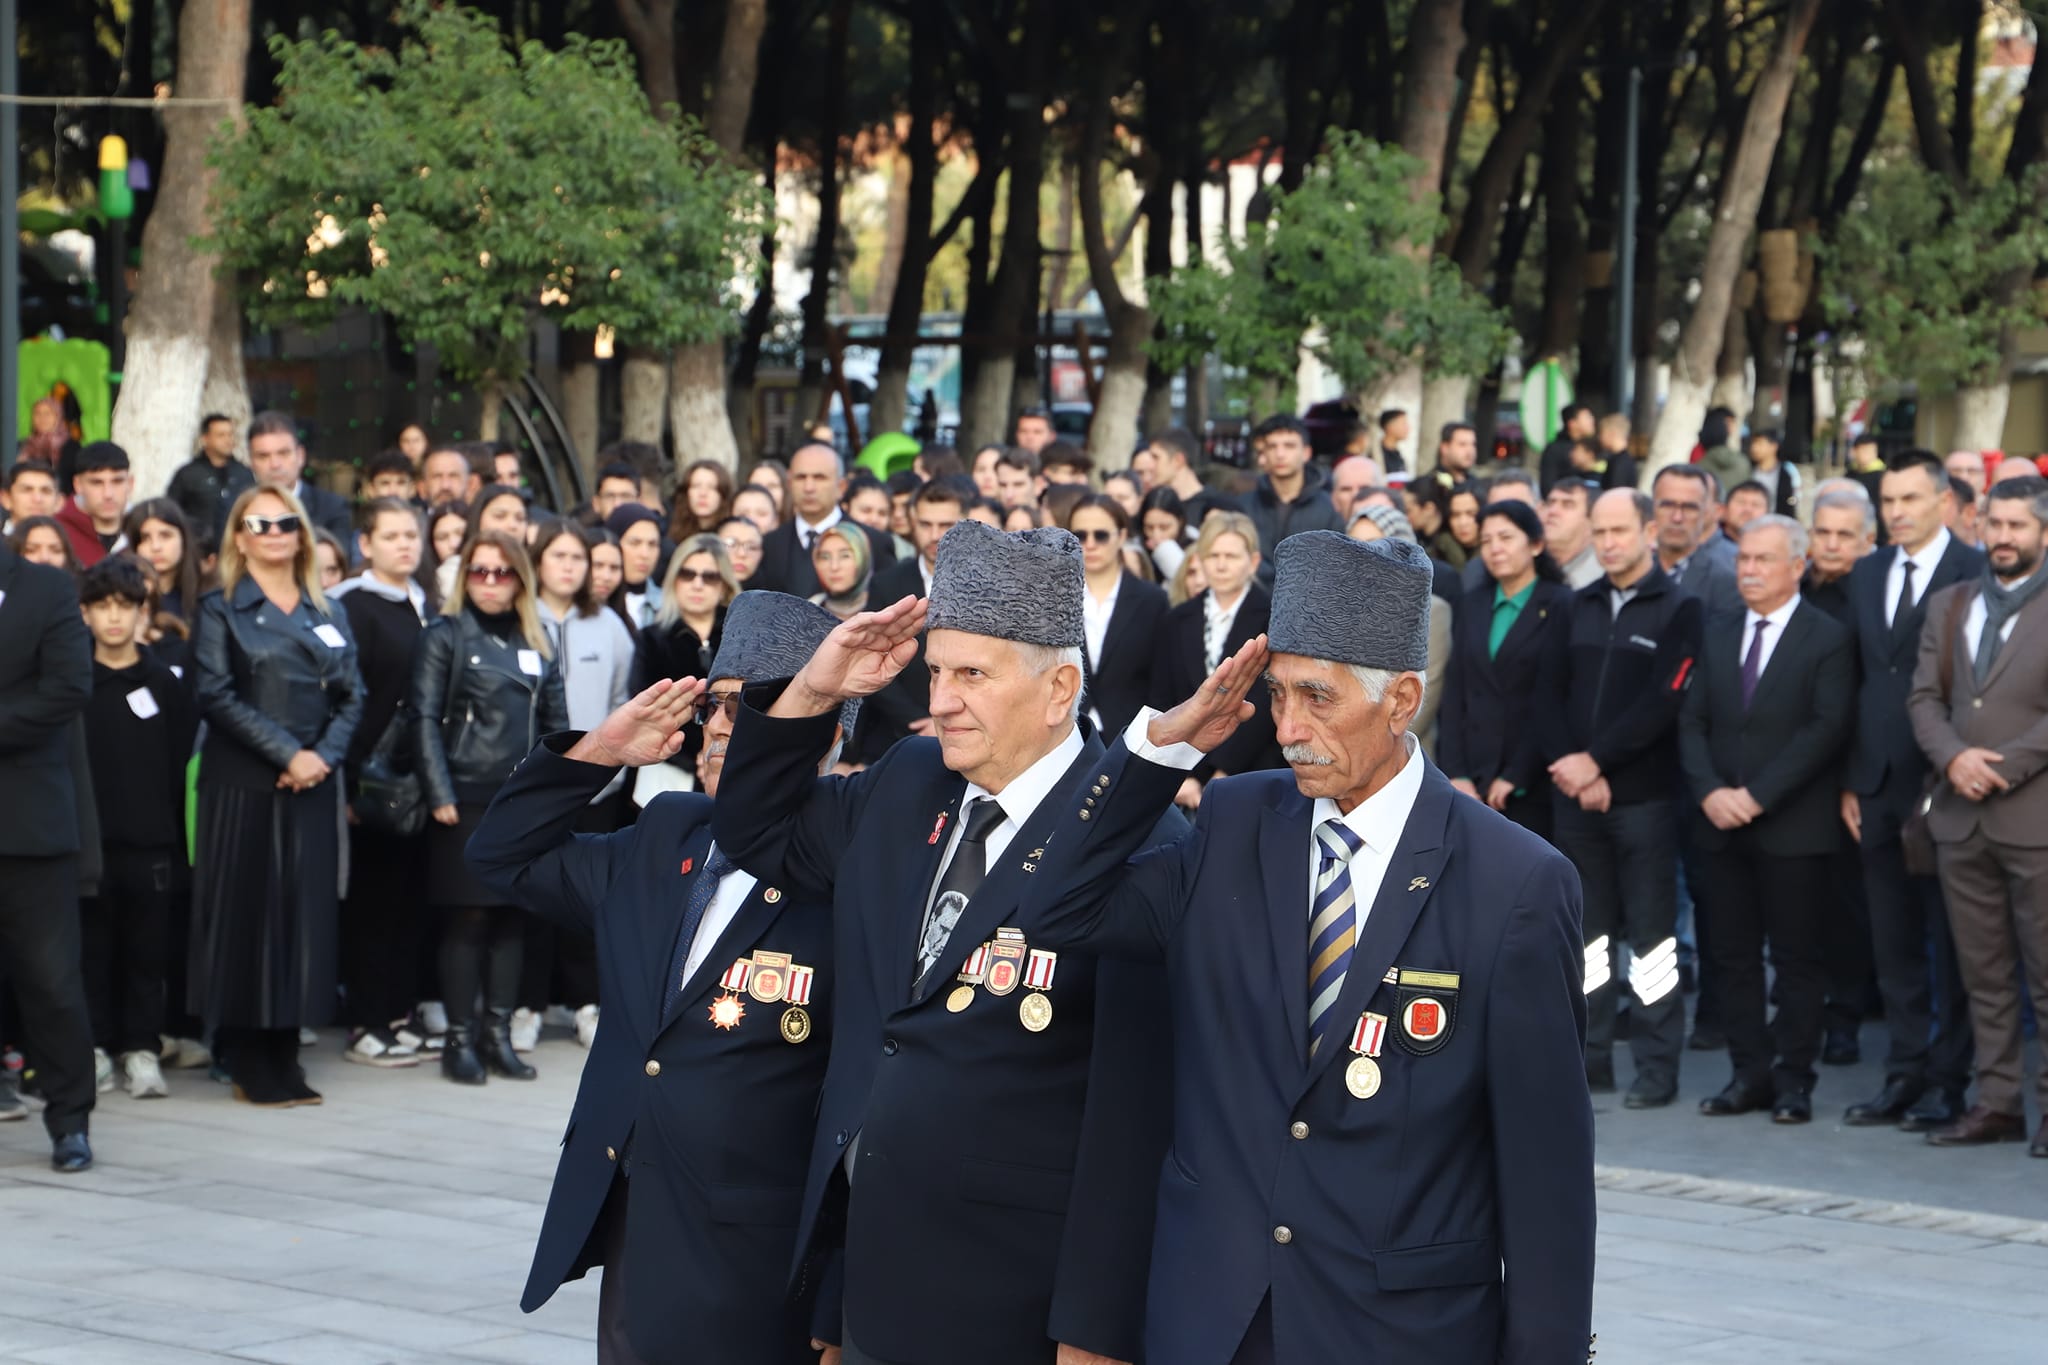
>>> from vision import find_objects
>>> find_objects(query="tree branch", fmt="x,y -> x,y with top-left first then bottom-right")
1881,0 -> 1963,187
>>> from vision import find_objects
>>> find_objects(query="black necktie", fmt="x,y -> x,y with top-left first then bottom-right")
803,528 -> 817,553
913,798 -> 1005,993
1892,559 -> 1918,632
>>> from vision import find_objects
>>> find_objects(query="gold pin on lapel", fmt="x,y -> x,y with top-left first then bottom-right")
1408,876 -> 1430,892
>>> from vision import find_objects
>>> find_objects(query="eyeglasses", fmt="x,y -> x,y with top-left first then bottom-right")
241,514 -> 302,537
694,693 -> 743,726
466,564 -> 517,584
720,538 -> 760,554
1075,527 -> 1120,545
671,568 -> 724,587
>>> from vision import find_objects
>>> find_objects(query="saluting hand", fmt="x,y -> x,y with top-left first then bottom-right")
1146,634 -> 1271,753
568,677 -> 707,769
776,595 -> 931,718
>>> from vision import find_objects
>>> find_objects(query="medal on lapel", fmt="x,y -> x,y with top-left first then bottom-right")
1394,970 -> 1460,1056
951,942 -> 991,1012
984,928 -> 1027,996
711,959 -> 752,1030
781,964 -> 815,1044
1020,948 -> 1058,1032
748,951 -> 792,1004
1346,1011 -> 1388,1099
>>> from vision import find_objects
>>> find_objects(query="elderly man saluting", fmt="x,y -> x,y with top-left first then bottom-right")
1008,530 -> 1596,1364
714,522 -> 1185,1365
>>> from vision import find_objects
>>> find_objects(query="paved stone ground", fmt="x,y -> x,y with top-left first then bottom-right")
1,1016 -> 2043,1363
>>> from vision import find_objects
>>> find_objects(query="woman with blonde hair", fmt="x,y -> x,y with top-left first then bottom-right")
190,485 -> 363,1107
413,531 -> 568,1084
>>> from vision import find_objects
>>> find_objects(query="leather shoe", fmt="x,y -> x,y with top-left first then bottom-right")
1843,1076 -> 1923,1126
1900,1086 -> 1966,1133
1687,1025 -> 1727,1052
1624,1077 -> 1677,1109
51,1132 -> 92,1173
2031,1119 -> 2048,1159
1585,1060 -> 1615,1094
1927,1105 -> 2026,1147
1821,1029 -> 1861,1066
1699,1080 -> 1773,1116
1772,1092 -> 1813,1124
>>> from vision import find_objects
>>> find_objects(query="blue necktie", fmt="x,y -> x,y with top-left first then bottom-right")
1306,820 -> 1366,1054
662,846 -> 735,1027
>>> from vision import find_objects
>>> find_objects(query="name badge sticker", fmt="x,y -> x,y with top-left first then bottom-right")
125,687 -> 160,720
517,649 -> 543,676
313,622 -> 347,648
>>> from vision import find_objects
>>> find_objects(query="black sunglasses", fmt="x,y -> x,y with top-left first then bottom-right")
694,693 -> 743,726
1075,527 -> 1120,545
671,568 -> 724,587
241,514 -> 303,537
466,564 -> 517,584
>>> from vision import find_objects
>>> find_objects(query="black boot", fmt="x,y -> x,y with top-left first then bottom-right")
441,1022 -> 486,1085
481,1008 -> 537,1080
227,1028 -> 292,1108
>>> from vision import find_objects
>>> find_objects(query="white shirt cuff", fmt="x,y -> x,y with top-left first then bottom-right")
1122,708 -> 1205,772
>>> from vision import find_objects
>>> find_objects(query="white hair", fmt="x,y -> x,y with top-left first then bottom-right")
1742,513 -> 1809,560
1346,663 -> 1396,702
1015,641 -> 1087,722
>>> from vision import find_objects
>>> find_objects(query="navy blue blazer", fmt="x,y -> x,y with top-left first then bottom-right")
1844,535 -> 1984,825
1021,748 -> 1594,1365
714,692 -> 1180,1365
467,736 -> 835,1365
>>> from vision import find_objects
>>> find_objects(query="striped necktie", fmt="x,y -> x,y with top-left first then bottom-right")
1307,819 -> 1366,1054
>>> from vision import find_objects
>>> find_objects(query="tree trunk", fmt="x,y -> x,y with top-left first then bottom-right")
1420,376 -> 1472,462
1077,7 -> 1152,468
615,0 -> 680,120
476,376 -> 504,443
621,349 -> 668,444
1648,0 -> 1823,477
561,345 -> 601,482
1952,383 -> 2011,451
110,0 -> 251,497
669,342 -> 739,471
1535,84 -> 1587,360
1093,319 -> 1150,468
1713,301 -> 1750,416
706,0 -> 766,154
199,277 -> 251,460
870,0 -> 942,445
794,0 -> 853,428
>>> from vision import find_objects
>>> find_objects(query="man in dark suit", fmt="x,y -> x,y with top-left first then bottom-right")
1840,449 -> 1983,1131
715,523 -> 1178,1365
247,411 -> 353,549
752,444 -> 895,599
0,541 -> 98,1171
468,592 -> 851,1365
1020,531 -> 1593,1365
846,480 -> 962,764
1680,516 -> 1856,1123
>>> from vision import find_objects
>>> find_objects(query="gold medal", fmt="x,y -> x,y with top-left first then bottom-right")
1345,1055 -> 1381,1100
1019,991 -> 1053,1032
779,1006 -> 811,1044
946,985 -> 975,1013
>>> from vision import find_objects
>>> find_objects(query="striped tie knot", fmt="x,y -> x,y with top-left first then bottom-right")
1306,819 -> 1365,1053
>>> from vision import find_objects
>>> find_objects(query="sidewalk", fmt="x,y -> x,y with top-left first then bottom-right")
1,1020 -> 2042,1363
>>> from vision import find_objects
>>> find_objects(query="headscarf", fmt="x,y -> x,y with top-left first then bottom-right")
811,523 -> 873,618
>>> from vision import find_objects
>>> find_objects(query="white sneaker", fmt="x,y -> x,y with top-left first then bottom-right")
123,1050 -> 168,1098
298,1027 -> 318,1048
574,1004 -> 600,1050
509,1007 -> 542,1054
418,1000 -> 450,1035
93,1048 -> 115,1094
159,1035 -> 212,1069
344,1027 -> 421,1068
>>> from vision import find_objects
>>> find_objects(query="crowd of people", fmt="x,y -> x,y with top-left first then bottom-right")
3,397 -> 2046,1181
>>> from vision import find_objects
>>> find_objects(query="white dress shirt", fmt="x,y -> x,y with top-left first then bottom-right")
680,841 -> 761,982
920,723 -> 1087,928
795,508 -> 844,551
1082,577 -> 1122,731
1739,596 -> 1800,680
1964,574 -> 2030,660
1886,527 -> 1951,626
1202,587 -> 1249,671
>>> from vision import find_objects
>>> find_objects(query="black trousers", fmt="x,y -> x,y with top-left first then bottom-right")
439,905 -> 525,1024
341,825 -> 427,1030
1822,841 -> 1876,1036
79,844 -> 177,1057
1702,837 -> 1830,1096
1553,797 -> 1685,1086
1860,819 -> 1974,1091
1500,786 -> 1554,846
596,1176 -> 655,1365
518,918 -> 600,1013
1227,1295 -> 1277,1365
0,854 -> 95,1138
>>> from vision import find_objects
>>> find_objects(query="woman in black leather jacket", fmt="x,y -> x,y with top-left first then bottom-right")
191,486 -> 363,1107
412,530 -> 568,1084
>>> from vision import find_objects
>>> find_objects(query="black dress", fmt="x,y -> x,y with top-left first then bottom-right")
631,607 -> 725,781
189,579 -> 363,1029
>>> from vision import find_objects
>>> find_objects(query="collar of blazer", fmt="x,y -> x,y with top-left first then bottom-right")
1255,760 -> 1455,1090
1722,597 -> 1813,711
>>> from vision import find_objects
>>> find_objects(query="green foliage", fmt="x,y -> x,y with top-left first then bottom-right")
207,2 -> 765,382
1819,163 -> 2048,396
1149,132 -> 1511,403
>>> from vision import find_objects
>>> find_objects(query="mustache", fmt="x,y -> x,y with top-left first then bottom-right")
705,741 -> 728,759
1282,744 -> 1335,767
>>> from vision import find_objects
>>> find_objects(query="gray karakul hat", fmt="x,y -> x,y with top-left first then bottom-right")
1269,530 -> 1433,673
926,520 -> 1084,649
709,590 -> 860,732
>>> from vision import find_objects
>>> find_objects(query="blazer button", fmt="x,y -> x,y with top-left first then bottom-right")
1290,1121 -> 1309,1140
1079,811 -> 1092,822
882,1038 -> 899,1056
1273,1226 -> 1293,1245
644,1060 -> 661,1077
606,1146 -> 617,1161
835,1130 -> 850,1147
1973,698 -> 1983,708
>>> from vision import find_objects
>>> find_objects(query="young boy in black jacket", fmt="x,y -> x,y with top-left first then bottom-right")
77,557 -> 198,1099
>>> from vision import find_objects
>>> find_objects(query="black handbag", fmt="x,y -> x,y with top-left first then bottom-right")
350,634 -> 463,838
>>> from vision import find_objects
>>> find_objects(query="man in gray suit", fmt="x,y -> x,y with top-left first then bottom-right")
1908,475 -> 2048,1156
1653,466 -> 1742,622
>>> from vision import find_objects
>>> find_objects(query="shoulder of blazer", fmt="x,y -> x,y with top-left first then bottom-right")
643,788 -> 717,837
